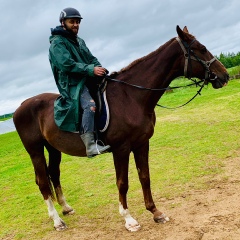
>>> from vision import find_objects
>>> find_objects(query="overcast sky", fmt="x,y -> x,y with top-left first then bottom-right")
0,0 -> 239,115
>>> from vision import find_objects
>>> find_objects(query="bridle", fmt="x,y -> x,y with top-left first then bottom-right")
176,37 -> 217,81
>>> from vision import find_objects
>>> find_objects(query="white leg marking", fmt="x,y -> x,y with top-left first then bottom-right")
119,203 -> 141,232
45,197 -> 67,231
55,186 -> 75,215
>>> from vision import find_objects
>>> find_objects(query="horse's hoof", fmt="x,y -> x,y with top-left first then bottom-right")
125,222 -> 141,232
54,219 -> 68,231
63,209 -> 75,215
154,213 -> 170,223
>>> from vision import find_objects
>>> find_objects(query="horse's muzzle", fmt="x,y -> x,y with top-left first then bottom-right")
206,72 -> 229,89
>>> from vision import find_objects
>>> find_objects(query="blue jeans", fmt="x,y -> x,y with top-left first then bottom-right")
80,85 -> 96,134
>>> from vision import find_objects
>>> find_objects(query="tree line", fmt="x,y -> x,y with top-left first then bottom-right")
216,52 -> 240,68
0,113 -> 14,120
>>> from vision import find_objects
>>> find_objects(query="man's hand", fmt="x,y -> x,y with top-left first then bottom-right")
94,67 -> 107,76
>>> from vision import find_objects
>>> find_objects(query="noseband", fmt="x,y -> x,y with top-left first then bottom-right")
176,37 -> 217,81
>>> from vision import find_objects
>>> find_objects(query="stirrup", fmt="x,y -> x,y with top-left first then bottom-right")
95,139 -> 109,154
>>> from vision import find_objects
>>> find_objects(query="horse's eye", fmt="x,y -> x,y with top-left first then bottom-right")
201,47 -> 207,54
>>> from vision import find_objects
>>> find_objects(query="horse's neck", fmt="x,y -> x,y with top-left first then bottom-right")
133,40 -> 181,86
118,39 -> 182,110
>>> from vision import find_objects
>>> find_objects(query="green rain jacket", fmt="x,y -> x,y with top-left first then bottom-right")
49,26 -> 101,132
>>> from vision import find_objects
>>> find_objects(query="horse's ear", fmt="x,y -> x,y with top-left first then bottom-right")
183,26 -> 189,33
176,25 -> 188,41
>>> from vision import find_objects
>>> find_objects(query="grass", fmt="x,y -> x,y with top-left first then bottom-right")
228,65 -> 240,76
0,79 -> 240,239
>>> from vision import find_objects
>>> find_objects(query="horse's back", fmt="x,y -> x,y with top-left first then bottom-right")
14,93 -> 58,129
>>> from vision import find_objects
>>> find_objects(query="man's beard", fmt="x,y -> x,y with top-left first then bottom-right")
64,24 -> 78,35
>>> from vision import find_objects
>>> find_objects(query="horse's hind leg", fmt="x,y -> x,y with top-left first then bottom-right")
27,141 -> 67,231
133,141 -> 169,223
45,141 -> 74,216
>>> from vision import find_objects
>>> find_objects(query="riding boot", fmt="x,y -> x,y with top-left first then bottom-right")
80,132 -> 111,158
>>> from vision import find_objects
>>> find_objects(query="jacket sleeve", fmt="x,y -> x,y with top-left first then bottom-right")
80,39 -> 102,67
49,38 -> 96,77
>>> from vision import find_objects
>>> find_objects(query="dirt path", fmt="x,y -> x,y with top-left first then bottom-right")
43,153 -> 240,240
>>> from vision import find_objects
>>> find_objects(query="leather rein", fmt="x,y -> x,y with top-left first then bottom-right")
105,37 -> 217,109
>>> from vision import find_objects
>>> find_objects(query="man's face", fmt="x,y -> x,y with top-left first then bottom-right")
63,18 -> 81,35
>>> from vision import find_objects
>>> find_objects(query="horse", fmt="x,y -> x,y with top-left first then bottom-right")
13,26 -> 229,232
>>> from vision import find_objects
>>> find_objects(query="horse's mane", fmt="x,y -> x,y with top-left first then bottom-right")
110,38 -> 175,77
110,33 -> 195,77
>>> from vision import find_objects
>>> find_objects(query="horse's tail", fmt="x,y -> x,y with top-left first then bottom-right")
43,140 -> 62,202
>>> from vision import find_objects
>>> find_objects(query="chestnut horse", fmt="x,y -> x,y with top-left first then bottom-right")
13,26 -> 228,232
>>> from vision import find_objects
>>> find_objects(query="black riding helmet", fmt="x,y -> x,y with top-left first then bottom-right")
59,7 -> 83,23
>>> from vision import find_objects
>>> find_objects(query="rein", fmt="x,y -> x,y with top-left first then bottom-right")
155,81 -> 205,109
105,37 -> 217,109
105,75 -> 205,109
105,75 -> 204,92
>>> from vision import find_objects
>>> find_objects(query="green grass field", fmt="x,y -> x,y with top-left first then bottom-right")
0,78 -> 240,239
228,65 -> 240,77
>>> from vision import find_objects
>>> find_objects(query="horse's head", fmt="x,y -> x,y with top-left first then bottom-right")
176,25 -> 229,89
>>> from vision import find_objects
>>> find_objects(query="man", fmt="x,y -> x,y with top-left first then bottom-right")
49,7 -> 110,158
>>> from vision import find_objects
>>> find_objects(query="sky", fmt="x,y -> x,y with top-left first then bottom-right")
0,0 -> 239,115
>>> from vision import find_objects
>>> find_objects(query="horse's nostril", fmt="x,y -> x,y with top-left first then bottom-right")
226,73 -> 230,80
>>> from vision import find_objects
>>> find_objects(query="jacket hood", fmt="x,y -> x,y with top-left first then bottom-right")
50,26 -> 78,43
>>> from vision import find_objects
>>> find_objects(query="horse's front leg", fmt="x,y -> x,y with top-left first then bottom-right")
45,197 -> 67,231
112,148 -> 141,232
133,141 -> 170,223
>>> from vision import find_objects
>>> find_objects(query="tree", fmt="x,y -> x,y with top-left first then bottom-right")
216,52 -> 240,68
